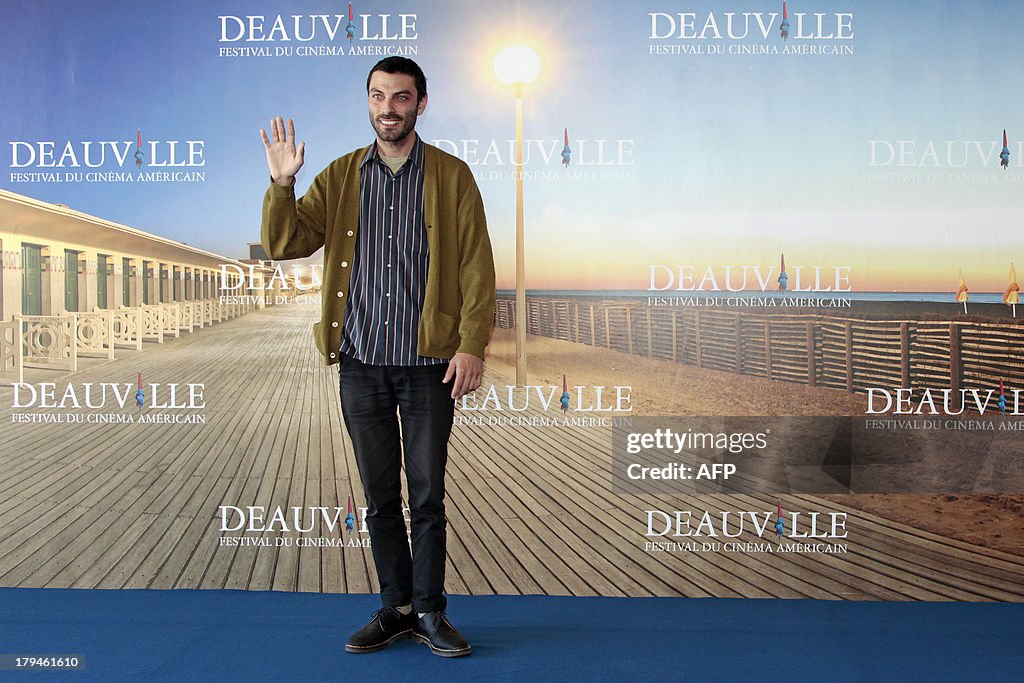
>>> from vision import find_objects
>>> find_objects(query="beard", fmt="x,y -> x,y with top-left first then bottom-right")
371,110 -> 417,144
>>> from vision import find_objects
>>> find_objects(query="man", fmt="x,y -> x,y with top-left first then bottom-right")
260,57 -> 494,658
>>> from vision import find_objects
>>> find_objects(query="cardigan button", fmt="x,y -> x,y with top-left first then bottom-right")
336,291 -> 344,297
329,352 -> 336,358
347,230 -> 354,236
331,321 -> 338,328
341,261 -> 349,267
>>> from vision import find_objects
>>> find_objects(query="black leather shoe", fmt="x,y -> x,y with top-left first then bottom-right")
411,611 -> 472,657
345,607 -> 416,653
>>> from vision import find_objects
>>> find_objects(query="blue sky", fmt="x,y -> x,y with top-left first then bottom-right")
4,0 -> 1024,290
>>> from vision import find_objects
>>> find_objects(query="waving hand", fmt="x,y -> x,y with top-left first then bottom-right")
260,116 -> 305,186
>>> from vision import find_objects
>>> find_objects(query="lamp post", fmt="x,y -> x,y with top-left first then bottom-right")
494,46 -> 540,387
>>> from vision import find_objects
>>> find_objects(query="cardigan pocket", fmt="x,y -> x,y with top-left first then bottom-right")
426,309 -> 460,350
312,320 -> 328,359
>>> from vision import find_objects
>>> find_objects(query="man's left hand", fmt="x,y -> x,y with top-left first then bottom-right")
443,353 -> 484,400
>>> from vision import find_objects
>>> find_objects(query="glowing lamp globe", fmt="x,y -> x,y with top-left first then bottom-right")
493,46 -> 541,86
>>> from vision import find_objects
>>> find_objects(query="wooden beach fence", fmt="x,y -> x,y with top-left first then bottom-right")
494,297 -> 1024,394
0,297 -> 262,385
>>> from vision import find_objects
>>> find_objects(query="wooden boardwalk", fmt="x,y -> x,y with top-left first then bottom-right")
1,304 -> 1022,601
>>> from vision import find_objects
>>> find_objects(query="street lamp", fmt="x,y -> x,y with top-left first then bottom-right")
494,45 -> 540,387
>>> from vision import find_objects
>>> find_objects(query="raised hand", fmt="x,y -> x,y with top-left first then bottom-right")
260,116 -> 305,186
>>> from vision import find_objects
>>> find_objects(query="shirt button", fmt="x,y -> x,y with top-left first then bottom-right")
331,321 -> 338,328
388,234 -> 393,239
384,321 -> 389,326
341,261 -> 349,267
336,291 -> 344,297
385,292 -> 390,298
389,206 -> 394,210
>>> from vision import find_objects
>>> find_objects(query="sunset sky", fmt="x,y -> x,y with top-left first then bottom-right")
3,0 -> 1024,294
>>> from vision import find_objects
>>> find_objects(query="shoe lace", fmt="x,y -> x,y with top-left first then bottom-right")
371,606 -> 411,622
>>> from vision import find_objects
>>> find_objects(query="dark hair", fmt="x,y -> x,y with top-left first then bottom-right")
366,57 -> 427,101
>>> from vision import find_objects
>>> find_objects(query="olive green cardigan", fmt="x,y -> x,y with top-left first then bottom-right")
261,142 -> 495,365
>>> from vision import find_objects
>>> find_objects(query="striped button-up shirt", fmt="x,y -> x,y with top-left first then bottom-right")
339,136 -> 444,366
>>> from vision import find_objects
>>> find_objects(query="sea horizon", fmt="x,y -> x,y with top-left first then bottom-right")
496,290 -> 1010,304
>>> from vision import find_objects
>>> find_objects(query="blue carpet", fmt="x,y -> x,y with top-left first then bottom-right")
0,589 -> 1021,682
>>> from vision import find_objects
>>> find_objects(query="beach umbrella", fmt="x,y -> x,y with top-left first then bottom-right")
780,2 -> 790,40
560,374 -> 570,414
346,2 -> 356,41
134,129 -> 144,168
775,499 -> 785,539
1001,130 -> 1010,169
345,495 -> 355,533
956,270 -> 968,314
1003,262 -> 1019,317
777,253 -> 788,292
561,128 -> 571,167
135,372 -> 145,410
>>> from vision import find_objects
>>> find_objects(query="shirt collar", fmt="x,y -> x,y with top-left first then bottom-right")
361,133 -> 424,170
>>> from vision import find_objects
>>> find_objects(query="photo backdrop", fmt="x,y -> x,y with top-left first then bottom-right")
1,0 -> 1022,602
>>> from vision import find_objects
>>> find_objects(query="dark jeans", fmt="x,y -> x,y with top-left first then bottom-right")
338,352 -> 455,614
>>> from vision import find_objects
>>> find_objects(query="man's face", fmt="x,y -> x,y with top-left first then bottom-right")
367,71 -> 427,145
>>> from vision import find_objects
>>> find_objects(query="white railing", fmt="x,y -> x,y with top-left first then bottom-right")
190,300 -> 204,329
179,302 -> 195,334
139,305 -> 165,343
20,314 -> 78,372
0,317 -> 25,384
163,303 -> 181,339
112,308 -> 143,350
73,310 -> 115,360
3,299 -> 250,382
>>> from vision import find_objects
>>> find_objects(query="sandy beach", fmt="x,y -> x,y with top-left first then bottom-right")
486,328 -> 866,417
485,326 -> 1023,556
